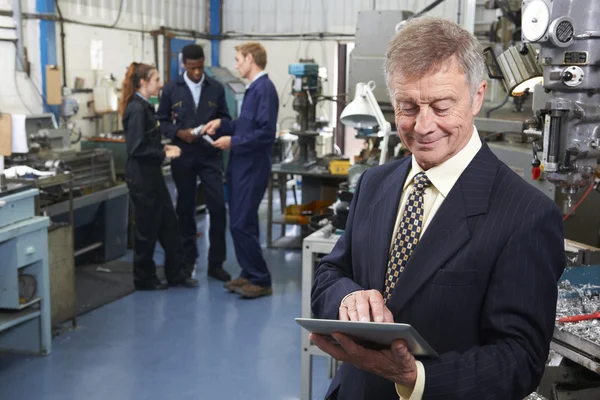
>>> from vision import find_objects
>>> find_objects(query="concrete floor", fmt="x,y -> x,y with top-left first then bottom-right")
0,195 -> 332,400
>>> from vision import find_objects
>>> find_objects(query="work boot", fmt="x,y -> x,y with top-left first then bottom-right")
238,283 -> 273,299
224,277 -> 250,293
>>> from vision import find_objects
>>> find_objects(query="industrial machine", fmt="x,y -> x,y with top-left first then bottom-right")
346,10 -> 412,165
483,1 -> 600,397
205,66 -> 246,120
3,113 -> 128,263
477,0 -> 600,248
278,60 -> 326,171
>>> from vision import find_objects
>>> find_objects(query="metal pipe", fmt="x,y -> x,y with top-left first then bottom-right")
336,43 -> 347,154
54,0 -> 67,87
73,241 -> 103,258
12,0 -> 25,72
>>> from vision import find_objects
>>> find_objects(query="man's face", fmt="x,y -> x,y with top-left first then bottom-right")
183,58 -> 204,83
235,51 -> 251,79
390,59 -> 486,170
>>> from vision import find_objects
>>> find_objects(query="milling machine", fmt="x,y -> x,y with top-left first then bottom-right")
278,60 -> 335,172
483,0 -> 600,248
487,1 -> 600,397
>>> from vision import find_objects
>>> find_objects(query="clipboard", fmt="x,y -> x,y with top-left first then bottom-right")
0,113 -> 12,156
46,65 -> 62,105
296,318 -> 438,357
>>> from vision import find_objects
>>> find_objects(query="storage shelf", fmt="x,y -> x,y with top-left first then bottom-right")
17,297 -> 41,310
0,308 -> 41,332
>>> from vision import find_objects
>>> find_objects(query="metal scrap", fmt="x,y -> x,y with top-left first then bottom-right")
556,280 -> 600,343
523,393 -> 547,400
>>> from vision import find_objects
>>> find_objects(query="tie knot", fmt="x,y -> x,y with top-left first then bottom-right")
413,172 -> 431,194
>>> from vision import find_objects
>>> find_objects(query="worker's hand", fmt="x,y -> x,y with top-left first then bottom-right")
176,129 -> 196,144
212,136 -> 231,150
201,119 -> 222,135
309,333 -> 418,389
164,145 -> 181,159
339,290 -> 394,323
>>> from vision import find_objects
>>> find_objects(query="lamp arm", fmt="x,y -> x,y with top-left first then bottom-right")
364,83 -> 392,165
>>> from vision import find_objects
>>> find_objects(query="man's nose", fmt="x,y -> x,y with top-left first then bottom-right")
414,108 -> 436,134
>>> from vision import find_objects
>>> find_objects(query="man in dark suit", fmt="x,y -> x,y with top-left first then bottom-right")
157,44 -> 232,282
310,17 -> 565,400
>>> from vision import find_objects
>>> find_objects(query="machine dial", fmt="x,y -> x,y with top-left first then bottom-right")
562,66 -> 584,87
522,0 -> 550,42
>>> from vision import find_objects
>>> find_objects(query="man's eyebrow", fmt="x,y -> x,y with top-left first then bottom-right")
395,95 -> 457,104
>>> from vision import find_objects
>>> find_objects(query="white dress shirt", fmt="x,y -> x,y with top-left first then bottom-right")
183,71 -> 205,108
394,127 -> 482,399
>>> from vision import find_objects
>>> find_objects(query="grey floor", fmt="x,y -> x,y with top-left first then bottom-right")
0,193 -> 332,399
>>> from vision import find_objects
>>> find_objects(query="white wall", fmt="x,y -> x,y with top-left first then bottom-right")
223,0 -> 471,34
0,9 -> 45,116
0,0 -> 209,138
1,0 -> 502,140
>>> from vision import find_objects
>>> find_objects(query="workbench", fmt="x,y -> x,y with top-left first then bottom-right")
0,188 -> 51,355
300,226 -> 342,400
267,164 -> 347,249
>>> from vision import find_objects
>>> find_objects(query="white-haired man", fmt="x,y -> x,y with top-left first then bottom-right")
310,16 -> 565,400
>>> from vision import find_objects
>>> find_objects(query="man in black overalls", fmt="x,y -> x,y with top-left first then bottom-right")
157,44 -> 231,282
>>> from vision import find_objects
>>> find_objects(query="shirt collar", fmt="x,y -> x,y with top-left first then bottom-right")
246,71 -> 267,89
403,126 -> 482,198
184,72 -> 205,88
135,92 -> 150,104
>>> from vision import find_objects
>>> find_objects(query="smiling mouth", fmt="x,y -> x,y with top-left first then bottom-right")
416,137 -> 442,145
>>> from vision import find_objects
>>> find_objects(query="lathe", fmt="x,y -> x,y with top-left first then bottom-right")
1,113 -> 128,263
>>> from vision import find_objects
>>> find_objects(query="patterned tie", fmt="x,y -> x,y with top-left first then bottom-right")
383,172 -> 432,303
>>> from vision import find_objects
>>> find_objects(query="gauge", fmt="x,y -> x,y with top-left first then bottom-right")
522,0 -> 550,42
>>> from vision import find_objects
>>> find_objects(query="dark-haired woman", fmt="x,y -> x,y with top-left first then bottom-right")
119,62 -> 198,290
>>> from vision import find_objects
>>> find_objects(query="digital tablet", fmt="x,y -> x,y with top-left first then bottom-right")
296,318 -> 438,358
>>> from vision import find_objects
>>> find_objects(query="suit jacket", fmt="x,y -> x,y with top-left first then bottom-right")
311,142 -> 566,400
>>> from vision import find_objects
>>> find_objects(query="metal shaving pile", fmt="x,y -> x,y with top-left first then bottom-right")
556,280 -> 600,343
523,393 -> 547,400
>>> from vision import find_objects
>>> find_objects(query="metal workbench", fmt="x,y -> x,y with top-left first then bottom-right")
301,226 -> 342,400
0,188 -> 51,355
268,164 -> 347,250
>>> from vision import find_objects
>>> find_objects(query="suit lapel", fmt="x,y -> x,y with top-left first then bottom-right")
386,144 -> 500,311
368,158 -> 411,293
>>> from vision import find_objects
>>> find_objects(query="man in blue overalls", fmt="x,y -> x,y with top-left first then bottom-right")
202,42 -> 279,298
157,44 -> 232,282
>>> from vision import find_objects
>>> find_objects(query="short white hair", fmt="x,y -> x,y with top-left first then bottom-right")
384,16 -> 485,98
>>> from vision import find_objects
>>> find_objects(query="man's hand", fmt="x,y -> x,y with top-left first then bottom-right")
201,119 -> 222,135
164,145 -> 181,159
176,129 -> 196,144
340,290 -> 394,323
309,333 -> 418,389
212,136 -> 231,150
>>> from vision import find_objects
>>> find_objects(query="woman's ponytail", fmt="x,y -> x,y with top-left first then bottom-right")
119,62 -> 155,117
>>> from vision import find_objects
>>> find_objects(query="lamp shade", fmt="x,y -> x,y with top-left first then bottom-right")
340,82 -> 378,129
497,44 -> 543,96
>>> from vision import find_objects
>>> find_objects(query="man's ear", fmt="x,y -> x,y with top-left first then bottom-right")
471,80 -> 487,116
